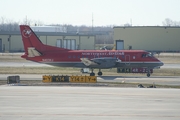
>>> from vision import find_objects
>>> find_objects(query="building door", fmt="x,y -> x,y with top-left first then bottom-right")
116,40 -> 124,50
56,39 -> 62,47
0,38 -> 2,52
67,39 -> 71,49
71,39 -> 76,50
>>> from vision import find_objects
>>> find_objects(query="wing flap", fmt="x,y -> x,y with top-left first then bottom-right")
80,58 -> 98,66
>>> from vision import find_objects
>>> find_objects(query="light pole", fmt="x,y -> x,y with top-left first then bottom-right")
8,35 -> 11,52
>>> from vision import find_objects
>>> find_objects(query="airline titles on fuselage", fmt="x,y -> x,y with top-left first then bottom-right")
81,52 -> 124,56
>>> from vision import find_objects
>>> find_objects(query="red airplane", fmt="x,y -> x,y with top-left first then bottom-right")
20,25 -> 164,77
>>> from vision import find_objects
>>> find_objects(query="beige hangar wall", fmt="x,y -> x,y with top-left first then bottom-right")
0,34 -> 96,52
114,26 -> 180,51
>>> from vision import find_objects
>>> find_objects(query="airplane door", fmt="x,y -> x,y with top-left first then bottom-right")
125,55 -> 130,65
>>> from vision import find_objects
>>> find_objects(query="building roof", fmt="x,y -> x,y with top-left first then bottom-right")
113,26 -> 180,29
0,31 -> 95,36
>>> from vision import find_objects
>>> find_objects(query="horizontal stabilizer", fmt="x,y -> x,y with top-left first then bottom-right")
28,47 -> 42,57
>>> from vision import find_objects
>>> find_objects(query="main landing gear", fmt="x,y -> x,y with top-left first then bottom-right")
90,72 -> 95,76
98,69 -> 102,76
90,69 -> 103,76
90,69 -> 95,76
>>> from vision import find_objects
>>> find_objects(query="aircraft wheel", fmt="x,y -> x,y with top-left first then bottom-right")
80,69 -> 83,73
90,72 -> 95,76
98,71 -> 102,76
147,73 -> 150,77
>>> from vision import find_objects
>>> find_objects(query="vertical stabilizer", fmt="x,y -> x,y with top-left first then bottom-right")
20,25 -> 43,55
20,25 -> 69,59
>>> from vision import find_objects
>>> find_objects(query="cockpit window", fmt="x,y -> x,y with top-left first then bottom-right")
147,53 -> 153,57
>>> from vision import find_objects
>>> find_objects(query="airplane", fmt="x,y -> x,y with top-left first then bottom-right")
20,25 -> 164,77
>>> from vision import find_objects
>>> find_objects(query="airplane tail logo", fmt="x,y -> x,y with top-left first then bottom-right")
22,28 -> 32,38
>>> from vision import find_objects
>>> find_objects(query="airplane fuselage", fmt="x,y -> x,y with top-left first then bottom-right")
23,49 -> 163,69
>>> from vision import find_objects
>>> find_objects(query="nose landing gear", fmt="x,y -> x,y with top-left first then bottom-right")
147,73 -> 150,77
147,69 -> 151,77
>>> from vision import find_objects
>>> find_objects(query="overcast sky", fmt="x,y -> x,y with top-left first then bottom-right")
0,0 -> 180,26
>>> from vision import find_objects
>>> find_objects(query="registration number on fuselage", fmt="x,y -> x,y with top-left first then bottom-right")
42,59 -> 54,62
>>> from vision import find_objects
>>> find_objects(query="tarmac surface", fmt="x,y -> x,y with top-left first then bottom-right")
0,86 -> 180,120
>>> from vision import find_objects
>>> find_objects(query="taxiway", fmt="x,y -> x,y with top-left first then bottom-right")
0,86 -> 180,120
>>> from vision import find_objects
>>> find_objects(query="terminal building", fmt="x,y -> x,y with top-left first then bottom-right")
114,26 -> 180,52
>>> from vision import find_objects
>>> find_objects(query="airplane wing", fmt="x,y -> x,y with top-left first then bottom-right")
80,57 -> 121,68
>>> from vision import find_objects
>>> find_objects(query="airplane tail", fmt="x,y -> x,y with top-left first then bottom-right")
20,25 -> 69,58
